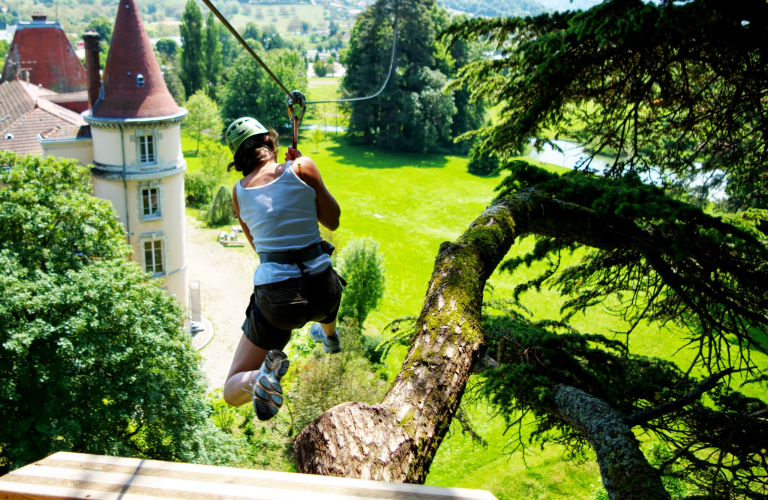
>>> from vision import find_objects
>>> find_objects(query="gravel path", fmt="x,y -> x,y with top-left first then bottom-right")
186,215 -> 258,391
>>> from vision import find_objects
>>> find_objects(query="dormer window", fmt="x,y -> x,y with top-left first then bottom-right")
137,74 -> 144,87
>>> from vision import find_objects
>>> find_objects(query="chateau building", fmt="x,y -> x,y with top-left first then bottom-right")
1,14 -> 87,93
41,0 -> 189,308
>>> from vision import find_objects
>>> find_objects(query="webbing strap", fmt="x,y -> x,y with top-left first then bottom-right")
258,242 -> 325,265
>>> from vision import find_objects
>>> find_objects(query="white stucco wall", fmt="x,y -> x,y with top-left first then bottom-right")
41,140 -> 95,166
89,118 -> 189,311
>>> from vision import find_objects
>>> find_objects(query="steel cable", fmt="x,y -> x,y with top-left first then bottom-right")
200,0 -> 399,106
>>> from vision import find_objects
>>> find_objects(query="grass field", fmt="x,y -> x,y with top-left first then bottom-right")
184,79 -> 767,498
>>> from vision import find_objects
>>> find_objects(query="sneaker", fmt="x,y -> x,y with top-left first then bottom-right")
309,323 -> 341,354
244,350 -> 290,421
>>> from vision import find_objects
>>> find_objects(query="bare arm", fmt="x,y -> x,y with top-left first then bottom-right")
232,183 -> 256,251
287,148 -> 341,231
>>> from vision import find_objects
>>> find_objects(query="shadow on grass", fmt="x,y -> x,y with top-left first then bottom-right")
326,142 -> 452,170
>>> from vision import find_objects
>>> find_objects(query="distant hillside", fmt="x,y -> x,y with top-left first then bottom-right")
536,0 -> 603,11
440,0 -> 547,18
439,0 -> 603,18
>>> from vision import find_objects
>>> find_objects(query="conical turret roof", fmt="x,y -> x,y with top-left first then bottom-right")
94,0 -> 180,119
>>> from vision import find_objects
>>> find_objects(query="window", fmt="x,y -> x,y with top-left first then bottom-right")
144,239 -> 164,276
141,187 -> 160,218
137,73 -> 144,87
139,135 -> 155,164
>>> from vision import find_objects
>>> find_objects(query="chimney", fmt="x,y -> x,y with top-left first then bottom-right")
31,13 -> 46,21
83,30 -> 101,109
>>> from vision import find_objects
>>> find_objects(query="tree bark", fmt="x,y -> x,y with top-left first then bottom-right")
295,190 -> 626,482
553,384 -> 670,500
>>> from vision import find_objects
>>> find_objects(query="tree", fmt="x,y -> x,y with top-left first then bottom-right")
156,38 -> 178,61
220,48 -> 307,133
179,0 -> 205,98
291,2 -> 768,498
466,143 -> 499,176
163,60 -> 187,105
313,58 -> 328,77
207,185 -> 236,226
185,90 -> 224,152
336,237 -> 386,327
310,128 -> 324,152
185,143 -> 229,204
342,0 -> 470,153
0,153 -> 236,474
204,12 -> 223,100
86,16 -> 113,44
442,0 -> 768,209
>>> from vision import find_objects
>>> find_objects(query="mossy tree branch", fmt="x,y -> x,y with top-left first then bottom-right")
294,190 -> 663,492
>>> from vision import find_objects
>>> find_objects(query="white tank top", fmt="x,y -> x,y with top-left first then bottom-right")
235,161 -> 331,286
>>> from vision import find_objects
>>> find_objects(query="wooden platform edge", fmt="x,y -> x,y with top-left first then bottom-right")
0,453 -> 498,500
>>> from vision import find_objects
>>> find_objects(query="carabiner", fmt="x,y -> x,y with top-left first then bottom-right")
287,90 -> 307,150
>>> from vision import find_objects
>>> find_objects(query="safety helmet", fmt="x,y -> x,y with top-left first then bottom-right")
225,117 -> 268,156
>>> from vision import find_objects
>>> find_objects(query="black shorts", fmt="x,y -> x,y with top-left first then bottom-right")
242,265 -> 343,351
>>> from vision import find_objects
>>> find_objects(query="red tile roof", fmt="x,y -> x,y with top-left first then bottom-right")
95,0 -> 180,119
0,80 -> 87,155
0,18 -> 87,93
40,124 -> 91,140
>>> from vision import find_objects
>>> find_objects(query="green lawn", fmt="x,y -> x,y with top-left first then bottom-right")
183,103 -> 766,499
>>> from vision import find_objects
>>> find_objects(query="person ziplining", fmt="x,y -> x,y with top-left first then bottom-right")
205,0 -> 400,420
222,118 -> 345,420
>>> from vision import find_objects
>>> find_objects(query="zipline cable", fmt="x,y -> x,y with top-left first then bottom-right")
201,0 -> 294,100
304,1 -> 398,105
200,0 -> 399,105
201,0 -> 399,147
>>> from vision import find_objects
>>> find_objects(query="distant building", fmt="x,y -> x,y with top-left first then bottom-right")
0,79 -> 87,155
1,14 -> 87,93
41,0 -> 189,309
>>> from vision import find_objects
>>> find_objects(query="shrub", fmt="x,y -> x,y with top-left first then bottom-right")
185,144 -> 228,205
286,319 -> 388,432
467,144 -> 501,176
336,237 -> 386,326
207,184 -> 236,226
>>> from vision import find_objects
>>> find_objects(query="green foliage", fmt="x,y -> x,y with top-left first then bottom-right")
0,40 -> 9,61
163,62 -> 186,105
185,90 -> 224,152
220,48 -> 307,133
184,143 -> 229,205
343,0 -> 485,153
285,319 -> 389,432
0,153 -> 234,473
479,308 -> 768,497
309,128 -> 323,152
466,145 -> 500,176
86,16 -> 112,45
496,162 -> 768,371
207,184 -> 235,226
179,0 -> 205,98
443,0 -> 768,208
203,12 -> 222,100
337,237 -> 386,327
312,58 -> 329,77
155,38 -> 178,61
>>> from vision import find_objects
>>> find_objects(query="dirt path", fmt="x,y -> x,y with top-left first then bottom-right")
186,215 -> 258,391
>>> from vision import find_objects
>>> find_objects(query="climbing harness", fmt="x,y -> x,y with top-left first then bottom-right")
200,0 -> 399,149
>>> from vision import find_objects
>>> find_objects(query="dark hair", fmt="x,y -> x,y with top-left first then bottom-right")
227,129 -> 280,177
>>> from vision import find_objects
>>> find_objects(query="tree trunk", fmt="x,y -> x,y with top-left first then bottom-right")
553,385 -> 670,500
295,190 -> 625,482
294,190 -> 680,492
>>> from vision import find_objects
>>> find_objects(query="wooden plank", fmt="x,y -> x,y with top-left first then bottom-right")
0,453 -> 496,500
